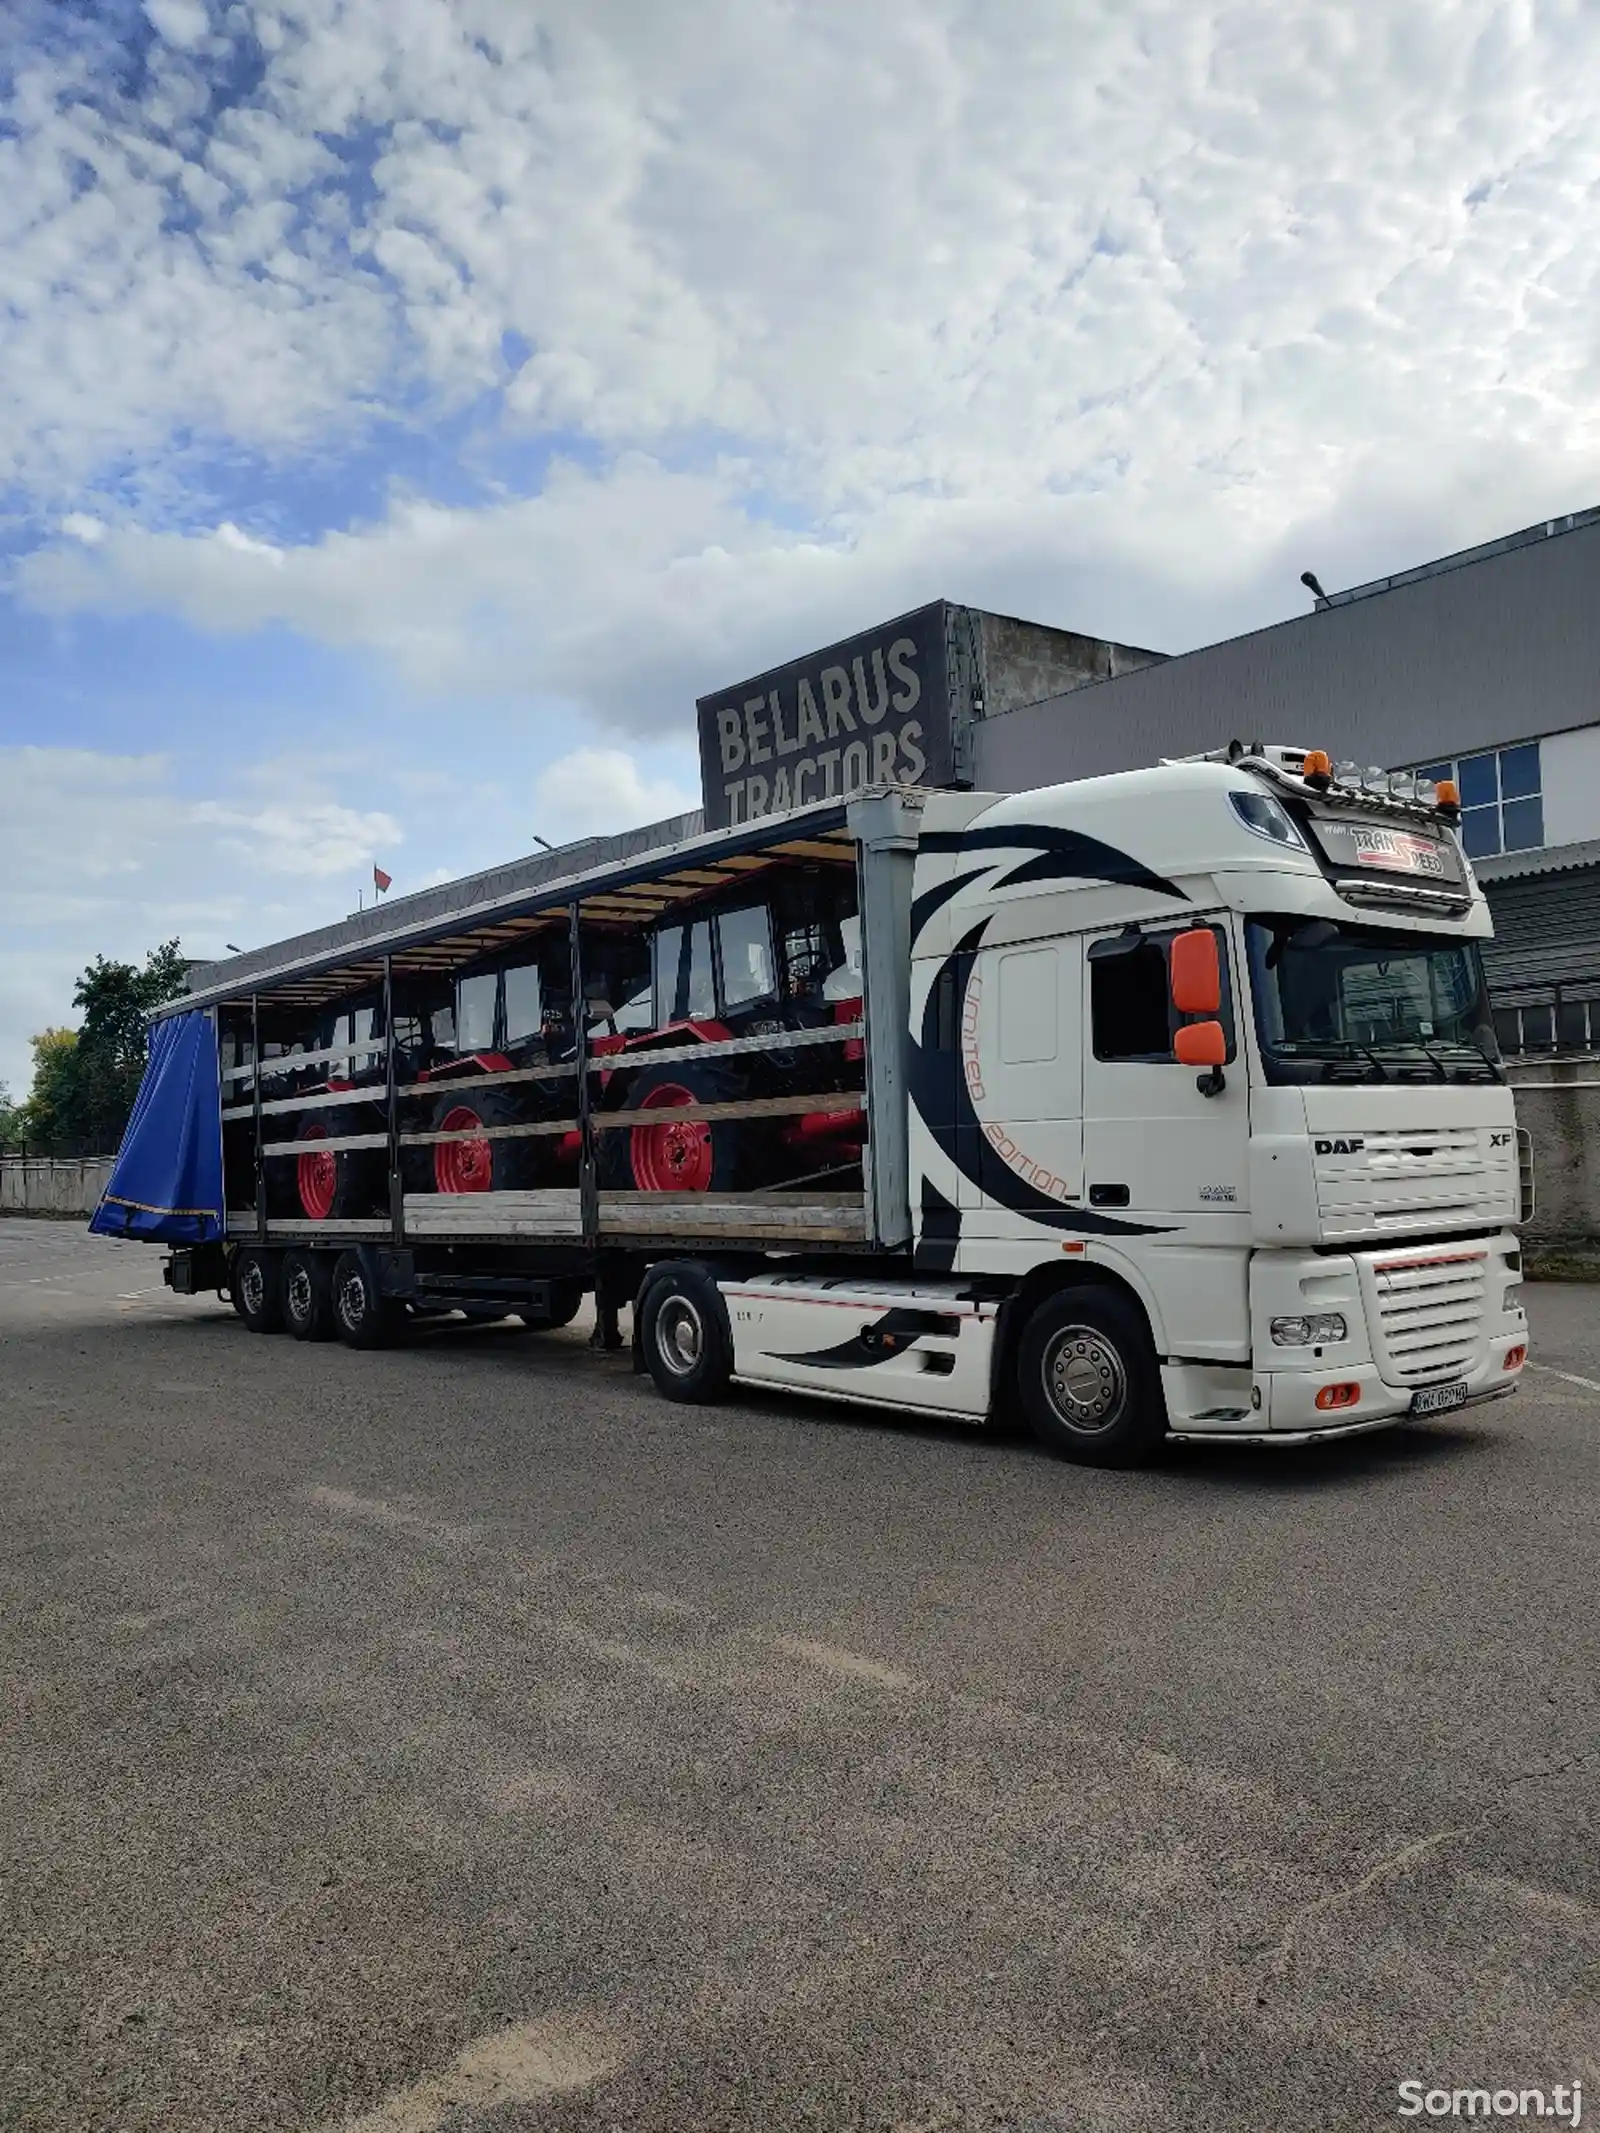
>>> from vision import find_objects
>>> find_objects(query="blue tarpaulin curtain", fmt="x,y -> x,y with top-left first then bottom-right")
89,1010 -> 225,1244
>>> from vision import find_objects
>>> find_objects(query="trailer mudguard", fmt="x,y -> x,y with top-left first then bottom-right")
89,1010 -> 225,1244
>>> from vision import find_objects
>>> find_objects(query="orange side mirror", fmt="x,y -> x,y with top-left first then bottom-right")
1170,928 -> 1221,1016
1175,1020 -> 1227,1068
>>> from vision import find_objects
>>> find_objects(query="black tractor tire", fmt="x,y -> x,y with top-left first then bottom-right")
330,1250 -> 403,1351
281,1248 -> 337,1342
274,1106 -> 386,1222
231,1247 -> 285,1334
637,1261 -> 734,1403
600,1059 -> 753,1194
1015,1284 -> 1168,1466
429,1085 -> 539,1195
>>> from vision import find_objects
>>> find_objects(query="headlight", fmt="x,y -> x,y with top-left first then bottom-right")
1504,1282 -> 1524,1312
1271,1313 -> 1348,1346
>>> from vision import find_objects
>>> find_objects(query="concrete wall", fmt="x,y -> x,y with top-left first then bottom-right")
1508,1061 -> 1600,1251
978,612 -> 1164,719
0,1157 -> 113,1218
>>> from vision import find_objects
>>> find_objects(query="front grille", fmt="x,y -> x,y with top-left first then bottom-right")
1371,1249 -> 1489,1384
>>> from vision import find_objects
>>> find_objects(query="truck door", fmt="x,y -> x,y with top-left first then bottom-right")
959,936 -> 1084,1221
1080,919 -> 1248,1224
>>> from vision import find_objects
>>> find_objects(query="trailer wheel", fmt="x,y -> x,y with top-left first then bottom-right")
638,1263 -> 733,1403
432,1087 -> 537,1194
281,1248 -> 336,1342
1016,1285 -> 1168,1466
232,1247 -> 284,1335
606,1061 -> 750,1194
331,1250 -> 402,1350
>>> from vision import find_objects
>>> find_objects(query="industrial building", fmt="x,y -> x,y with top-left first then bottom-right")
967,507 -> 1600,1060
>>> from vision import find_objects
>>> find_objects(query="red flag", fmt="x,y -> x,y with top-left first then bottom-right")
373,865 -> 392,893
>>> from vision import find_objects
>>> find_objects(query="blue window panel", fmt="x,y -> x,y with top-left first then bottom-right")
1461,806 -> 1501,858
1498,742 -> 1541,800
1416,762 -> 1451,787
1457,753 -> 1499,809
1501,795 -> 1544,852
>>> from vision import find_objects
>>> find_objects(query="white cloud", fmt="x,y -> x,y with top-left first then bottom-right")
0,745 -> 401,1096
533,747 -> 699,845
144,0 -> 211,51
6,0 -> 1600,732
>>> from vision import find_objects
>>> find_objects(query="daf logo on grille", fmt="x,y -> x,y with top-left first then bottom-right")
1315,1137 -> 1365,1155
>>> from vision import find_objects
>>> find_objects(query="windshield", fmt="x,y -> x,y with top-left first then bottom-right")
1245,916 -> 1502,1085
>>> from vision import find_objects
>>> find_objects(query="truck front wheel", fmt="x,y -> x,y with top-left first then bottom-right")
638,1263 -> 733,1403
1016,1285 -> 1167,1466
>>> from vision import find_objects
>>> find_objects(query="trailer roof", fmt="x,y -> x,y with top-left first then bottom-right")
166,794 -> 862,1020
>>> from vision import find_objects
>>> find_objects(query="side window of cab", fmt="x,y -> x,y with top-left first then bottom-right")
1089,924 -> 1235,1062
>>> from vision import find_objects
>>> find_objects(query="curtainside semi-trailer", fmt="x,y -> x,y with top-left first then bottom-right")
94,745 -> 1531,1463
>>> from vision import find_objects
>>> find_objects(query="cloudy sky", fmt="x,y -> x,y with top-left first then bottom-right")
4,0 -> 1600,1097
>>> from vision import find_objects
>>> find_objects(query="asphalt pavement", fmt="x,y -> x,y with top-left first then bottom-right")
3,1217 -> 1599,2133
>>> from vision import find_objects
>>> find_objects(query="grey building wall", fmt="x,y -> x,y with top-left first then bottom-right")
973,513 -> 1600,791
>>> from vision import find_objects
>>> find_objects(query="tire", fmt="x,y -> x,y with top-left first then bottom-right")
518,1280 -> 585,1331
330,1249 -> 403,1350
602,1060 -> 751,1194
285,1107 -> 386,1222
232,1247 -> 285,1334
1015,1285 -> 1168,1466
638,1262 -> 733,1403
281,1248 -> 336,1342
431,1086 -> 538,1195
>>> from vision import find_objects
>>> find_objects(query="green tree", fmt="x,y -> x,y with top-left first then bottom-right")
0,1079 -> 20,1150
12,943 -> 189,1154
67,941 -> 189,1151
17,1028 -> 80,1153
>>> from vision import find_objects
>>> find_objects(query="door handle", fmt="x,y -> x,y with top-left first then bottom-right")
1088,1183 -> 1130,1207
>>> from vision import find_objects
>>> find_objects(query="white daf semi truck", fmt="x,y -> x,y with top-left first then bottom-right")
107,743 -> 1529,1463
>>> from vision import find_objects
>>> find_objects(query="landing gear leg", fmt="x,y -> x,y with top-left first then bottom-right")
591,1255 -> 628,1352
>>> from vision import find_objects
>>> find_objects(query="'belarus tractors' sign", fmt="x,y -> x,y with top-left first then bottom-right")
697,602 -> 954,829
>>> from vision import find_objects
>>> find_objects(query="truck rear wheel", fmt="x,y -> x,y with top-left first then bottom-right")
282,1248 -> 336,1342
231,1247 -> 284,1334
638,1263 -> 733,1403
331,1250 -> 402,1350
1016,1285 -> 1168,1466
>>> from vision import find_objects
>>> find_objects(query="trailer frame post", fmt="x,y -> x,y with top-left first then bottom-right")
383,954 -> 403,1245
251,991 -> 266,1244
569,899 -> 598,1246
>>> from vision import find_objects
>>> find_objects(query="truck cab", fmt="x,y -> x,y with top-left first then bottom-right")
893,745 -> 1528,1444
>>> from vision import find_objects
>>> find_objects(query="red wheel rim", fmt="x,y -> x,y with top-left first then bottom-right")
630,1082 -> 714,1193
297,1125 -> 337,1220
436,1105 -> 494,1193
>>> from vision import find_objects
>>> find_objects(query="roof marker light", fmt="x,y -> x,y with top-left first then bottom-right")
1435,778 -> 1461,813
1302,748 -> 1333,791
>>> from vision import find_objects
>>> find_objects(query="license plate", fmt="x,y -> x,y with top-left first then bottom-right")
1410,1380 -> 1469,1415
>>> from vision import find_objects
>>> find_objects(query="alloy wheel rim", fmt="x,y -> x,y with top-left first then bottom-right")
656,1296 -> 704,1375
1043,1327 -> 1126,1433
